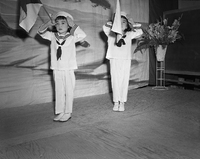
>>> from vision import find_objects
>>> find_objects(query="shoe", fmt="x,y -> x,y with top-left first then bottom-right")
53,113 -> 64,121
113,102 -> 119,111
59,113 -> 71,122
119,102 -> 125,112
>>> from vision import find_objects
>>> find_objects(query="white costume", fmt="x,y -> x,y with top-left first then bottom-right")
39,24 -> 86,114
103,21 -> 143,103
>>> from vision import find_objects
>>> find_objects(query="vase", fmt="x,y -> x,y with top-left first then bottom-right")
156,45 -> 167,61
153,45 -> 168,90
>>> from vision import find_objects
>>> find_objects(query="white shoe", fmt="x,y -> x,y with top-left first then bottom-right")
53,113 -> 64,121
119,102 -> 125,112
113,102 -> 119,111
59,113 -> 71,122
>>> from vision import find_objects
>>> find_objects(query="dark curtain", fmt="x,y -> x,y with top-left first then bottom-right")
148,0 -> 178,85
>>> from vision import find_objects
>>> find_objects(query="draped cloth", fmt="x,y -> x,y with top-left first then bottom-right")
19,0 -> 43,32
111,0 -> 122,34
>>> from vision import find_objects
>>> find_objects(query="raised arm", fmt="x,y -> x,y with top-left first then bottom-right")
64,16 -> 86,43
130,22 -> 143,39
38,20 -> 55,34
103,21 -> 112,36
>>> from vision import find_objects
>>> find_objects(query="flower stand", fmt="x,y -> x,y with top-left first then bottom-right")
152,45 -> 168,90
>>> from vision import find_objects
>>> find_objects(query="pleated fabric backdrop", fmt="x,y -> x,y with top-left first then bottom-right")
0,0 -> 149,109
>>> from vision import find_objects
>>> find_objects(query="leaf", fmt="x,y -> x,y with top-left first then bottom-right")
134,42 -> 150,53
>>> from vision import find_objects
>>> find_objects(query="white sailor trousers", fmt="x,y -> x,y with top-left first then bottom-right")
53,69 -> 75,114
110,59 -> 131,103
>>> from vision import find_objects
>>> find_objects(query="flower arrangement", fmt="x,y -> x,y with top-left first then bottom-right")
134,16 -> 182,53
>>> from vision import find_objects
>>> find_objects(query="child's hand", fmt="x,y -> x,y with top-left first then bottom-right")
129,22 -> 142,32
132,22 -> 142,28
48,20 -> 56,27
45,20 -> 55,30
79,40 -> 90,48
67,16 -> 75,27
38,19 -> 55,33
107,21 -> 113,26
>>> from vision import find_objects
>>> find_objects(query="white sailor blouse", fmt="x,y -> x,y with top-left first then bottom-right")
39,25 -> 86,70
103,22 -> 143,60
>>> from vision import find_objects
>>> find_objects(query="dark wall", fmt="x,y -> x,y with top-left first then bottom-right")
149,0 -> 178,85
164,7 -> 200,75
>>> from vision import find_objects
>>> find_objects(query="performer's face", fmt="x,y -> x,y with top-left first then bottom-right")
121,17 -> 128,31
55,19 -> 69,35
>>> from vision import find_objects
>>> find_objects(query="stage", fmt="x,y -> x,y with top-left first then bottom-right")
1,86 -> 200,159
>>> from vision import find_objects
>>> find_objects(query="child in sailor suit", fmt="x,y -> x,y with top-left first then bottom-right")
38,11 -> 86,122
103,11 -> 143,112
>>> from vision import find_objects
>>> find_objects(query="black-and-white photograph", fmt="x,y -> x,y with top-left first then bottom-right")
0,0 -> 200,158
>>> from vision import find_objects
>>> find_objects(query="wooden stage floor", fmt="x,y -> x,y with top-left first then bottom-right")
0,86 -> 200,159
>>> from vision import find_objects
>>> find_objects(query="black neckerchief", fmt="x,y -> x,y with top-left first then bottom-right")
55,33 -> 71,60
